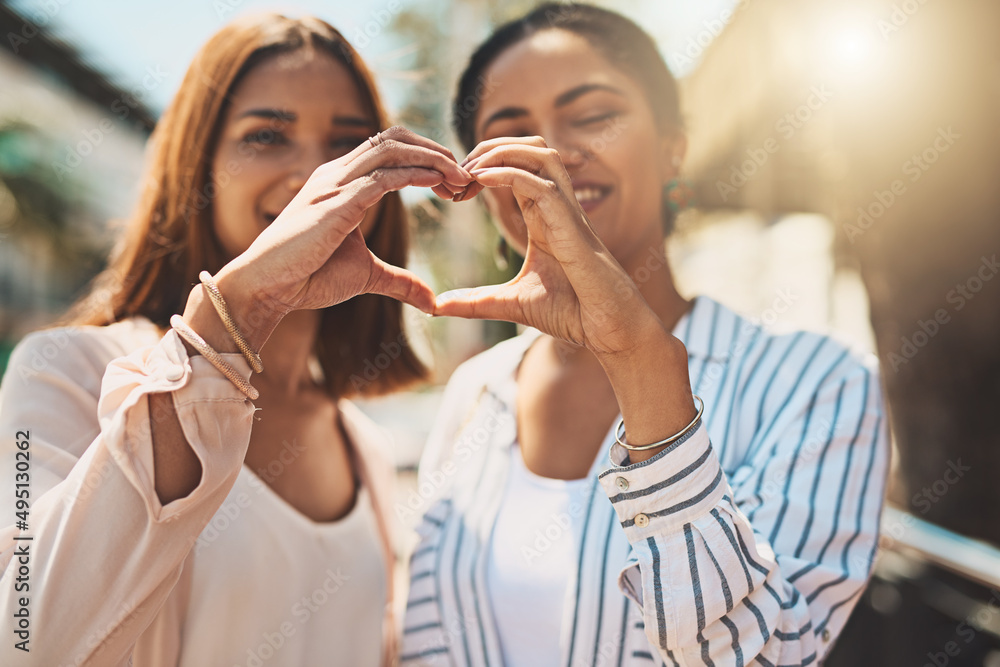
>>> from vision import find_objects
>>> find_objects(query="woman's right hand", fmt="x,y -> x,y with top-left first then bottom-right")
205,126 -> 472,349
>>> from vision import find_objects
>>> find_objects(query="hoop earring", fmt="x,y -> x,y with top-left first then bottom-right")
663,179 -> 695,213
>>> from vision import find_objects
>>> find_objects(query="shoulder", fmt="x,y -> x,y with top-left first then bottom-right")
338,398 -> 398,496
339,399 -> 395,464
697,297 -> 880,405
3,317 -> 164,391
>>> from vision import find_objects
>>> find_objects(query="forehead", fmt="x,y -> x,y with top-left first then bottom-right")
225,50 -> 370,117
480,29 -> 641,110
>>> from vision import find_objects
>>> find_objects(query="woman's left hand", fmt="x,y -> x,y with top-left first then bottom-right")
435,136 -> 664,358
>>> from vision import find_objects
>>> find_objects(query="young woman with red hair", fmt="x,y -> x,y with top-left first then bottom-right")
0,14 -> 470,666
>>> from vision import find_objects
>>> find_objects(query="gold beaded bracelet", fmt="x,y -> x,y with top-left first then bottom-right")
613,395 -> 705,452
170,314 -> 259,400
198,271 -> 264,374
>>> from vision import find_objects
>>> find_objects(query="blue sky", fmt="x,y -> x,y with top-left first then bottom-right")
8,0 -> 740,116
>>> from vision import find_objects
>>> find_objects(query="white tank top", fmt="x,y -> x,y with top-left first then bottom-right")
179,465 -> 387,667
486,444 -> 592,667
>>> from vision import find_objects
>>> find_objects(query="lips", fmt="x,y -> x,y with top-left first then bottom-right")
571,181 -> 612,212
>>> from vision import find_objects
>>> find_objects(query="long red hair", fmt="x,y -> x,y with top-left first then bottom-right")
60,13 -> 429,397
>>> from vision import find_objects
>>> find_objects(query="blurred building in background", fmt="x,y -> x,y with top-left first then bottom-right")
0,2 -> 153,366
674,0 -> 1000,663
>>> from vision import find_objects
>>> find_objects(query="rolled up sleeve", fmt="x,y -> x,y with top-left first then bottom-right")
0,325 -> 256,666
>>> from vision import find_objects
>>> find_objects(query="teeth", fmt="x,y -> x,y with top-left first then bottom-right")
573,187 -> 605,203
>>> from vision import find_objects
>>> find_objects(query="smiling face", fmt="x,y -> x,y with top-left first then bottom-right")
210,49 -> 376,260
474,29 -> 685,268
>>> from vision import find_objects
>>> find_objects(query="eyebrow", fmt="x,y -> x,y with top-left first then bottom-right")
479,83 -> 626,136
234,108 -> 374,128
236,108 -> 296,121
554,83 -> 625,107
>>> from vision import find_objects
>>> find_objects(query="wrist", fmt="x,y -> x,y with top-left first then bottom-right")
596,318 -> 695,463
213,267 -> 285,353
178,268 -> 284,357
593,312 -> 684,369
180,286 -> 240,356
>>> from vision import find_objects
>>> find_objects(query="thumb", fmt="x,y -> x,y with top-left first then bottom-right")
434,282 -> 526,325
364,254 -> 436,314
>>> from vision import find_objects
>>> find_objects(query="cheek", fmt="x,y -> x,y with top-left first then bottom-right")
612,134 -> 664,209
209,149 -> 269,255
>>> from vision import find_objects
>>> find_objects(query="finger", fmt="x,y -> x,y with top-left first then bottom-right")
350,167 -> 454,206
346,139 -> 473,188
464,144 -> 569,184
318,166 -> 452,243
453,180 -> 486,202
364,254 -> 436,314
433,283 -> 527,325
469,166 -> 569,212
431,183 -> 457,199
470,166 -> 603,261
344,125 -> 461,164
433,180 -> 484,202
461,135 -> 548,167
373,126 -> 461,162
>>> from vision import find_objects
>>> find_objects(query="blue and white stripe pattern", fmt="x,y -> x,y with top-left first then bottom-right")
401,296 -> 889,666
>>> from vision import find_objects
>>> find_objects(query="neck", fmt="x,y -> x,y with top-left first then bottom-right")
253,309 -> 324,400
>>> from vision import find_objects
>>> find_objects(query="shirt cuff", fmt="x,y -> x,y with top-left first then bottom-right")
98,328 -> 256,522
597,420 -> 725,538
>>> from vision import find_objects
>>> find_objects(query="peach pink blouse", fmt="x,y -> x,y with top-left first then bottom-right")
0,317 -> 401,666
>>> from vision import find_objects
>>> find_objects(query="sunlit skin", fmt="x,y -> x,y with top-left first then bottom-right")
154,50 -> 473,510
438,30 -> 697,478
210,51 -> 381,260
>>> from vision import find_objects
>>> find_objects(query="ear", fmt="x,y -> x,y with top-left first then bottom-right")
659,131 -> 689,183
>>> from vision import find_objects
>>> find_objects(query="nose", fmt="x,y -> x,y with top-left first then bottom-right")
545,127 -> 591,175
285,143 -> 332,192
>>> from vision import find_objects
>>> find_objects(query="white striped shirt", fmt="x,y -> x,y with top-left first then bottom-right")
401,295 -> 890,666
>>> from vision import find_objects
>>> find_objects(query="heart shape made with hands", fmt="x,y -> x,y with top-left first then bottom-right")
425,136 -> 652,358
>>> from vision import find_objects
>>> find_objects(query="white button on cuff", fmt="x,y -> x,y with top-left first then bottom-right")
634,513 -> 649,528
164,366 -> 184,382
615,477 -> 630,491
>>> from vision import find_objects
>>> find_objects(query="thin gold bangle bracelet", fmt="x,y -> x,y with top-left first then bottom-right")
198,271 -> 264,374
170,314 -> 259,400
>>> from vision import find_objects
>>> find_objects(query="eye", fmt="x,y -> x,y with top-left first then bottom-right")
331,136 -> 367,151
573,110 -> 620,127
241,129 -> 287,146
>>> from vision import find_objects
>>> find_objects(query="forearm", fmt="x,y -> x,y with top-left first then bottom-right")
154,271 -> 283,502
0,327 -> 257,664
